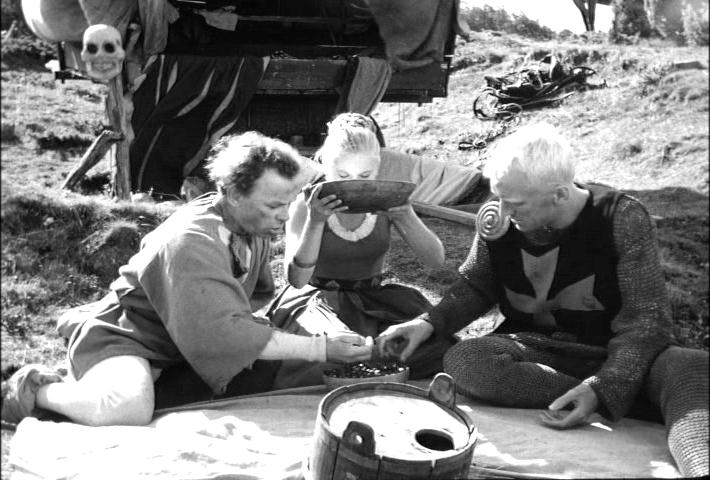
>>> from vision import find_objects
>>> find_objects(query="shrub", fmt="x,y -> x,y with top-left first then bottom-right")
1,0 -> 56,67
1,0 -> 24,31
461,6 -> 555,40
510,13 -> 556,40
1,35 -> 56,65
644,0 -> 708,44
682,1 -> 709,45
610,0 -> 654,42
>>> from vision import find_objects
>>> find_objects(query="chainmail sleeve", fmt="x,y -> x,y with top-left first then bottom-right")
420,232 -> 498,337
582,196 -> 672,421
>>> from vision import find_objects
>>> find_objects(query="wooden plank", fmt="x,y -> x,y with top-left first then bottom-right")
216,43 -> 369,58
61,130 -> 123,191
56,44 -> 451,99
3,20 -> 17,41
234,96 -> 335,146
238,15 -> 366,27
412,201 -> 478,227
258,59 -> 344,91
257,59 -> 448,97
106,75 -> 131,200
448,203 -> 483,214
392,61 -> 449,88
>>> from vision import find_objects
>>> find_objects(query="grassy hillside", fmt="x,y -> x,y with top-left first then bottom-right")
2,30 -> 708,368
375,31 -> 709,347
1,27 -> 708,476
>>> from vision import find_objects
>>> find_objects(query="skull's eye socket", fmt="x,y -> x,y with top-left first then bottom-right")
103,42 -> 115,54
86,43 -> 98,54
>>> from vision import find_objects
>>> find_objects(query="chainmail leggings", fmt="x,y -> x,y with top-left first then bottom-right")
443,334 -> 709,477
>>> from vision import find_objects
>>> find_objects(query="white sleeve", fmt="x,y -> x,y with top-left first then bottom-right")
257,330 -> 327,362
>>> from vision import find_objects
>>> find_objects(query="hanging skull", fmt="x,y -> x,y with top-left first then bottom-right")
81,24 -> 125,83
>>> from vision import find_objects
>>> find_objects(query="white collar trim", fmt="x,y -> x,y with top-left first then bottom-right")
327,214 -> 377,242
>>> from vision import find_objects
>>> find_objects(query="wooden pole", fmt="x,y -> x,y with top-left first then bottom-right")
411,201 -> 479,228
61,130 -> 123,191
3,20 -> 17,41
106,74 -> 131,200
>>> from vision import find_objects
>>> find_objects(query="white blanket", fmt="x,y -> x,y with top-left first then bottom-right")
8,383 -> 680,479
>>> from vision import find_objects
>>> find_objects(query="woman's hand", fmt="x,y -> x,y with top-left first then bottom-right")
325,332 -> 374,363
377,203 -> 416,225
375,319 -> 434,362
305,183 -> 348,223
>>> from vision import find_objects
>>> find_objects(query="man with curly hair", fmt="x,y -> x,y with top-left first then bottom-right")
2,131 -> 372,427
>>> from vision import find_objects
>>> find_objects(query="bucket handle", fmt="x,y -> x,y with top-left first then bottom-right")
342,421 -> 376,456
427,373 -> 456,409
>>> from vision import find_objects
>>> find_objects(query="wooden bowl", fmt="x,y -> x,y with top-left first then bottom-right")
323,362 -> 410,391
318,180 -> 416,214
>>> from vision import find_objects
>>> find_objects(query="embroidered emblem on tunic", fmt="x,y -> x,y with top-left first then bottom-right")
505,247 -> 605,327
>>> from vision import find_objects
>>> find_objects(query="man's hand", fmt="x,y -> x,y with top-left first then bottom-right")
539,383 -> 599,429
305,183 -> 348,223
375,319 -> 434,361
325,332 -> 373,364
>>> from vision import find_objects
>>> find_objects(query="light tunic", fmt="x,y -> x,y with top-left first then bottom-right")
67,195 -> 275,395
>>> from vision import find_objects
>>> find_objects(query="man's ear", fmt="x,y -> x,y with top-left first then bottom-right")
552,185 -> 569,204
223,185 -> 242,205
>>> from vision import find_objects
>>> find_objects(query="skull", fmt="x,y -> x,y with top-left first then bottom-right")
81,24 -> 125,83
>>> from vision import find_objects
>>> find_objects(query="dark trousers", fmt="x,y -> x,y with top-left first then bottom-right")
153,360 -> 280,410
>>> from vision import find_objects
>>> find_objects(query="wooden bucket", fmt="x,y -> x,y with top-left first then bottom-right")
308,373 -> 476,480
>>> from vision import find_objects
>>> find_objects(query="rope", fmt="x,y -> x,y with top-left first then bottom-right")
457,116 -> 520,152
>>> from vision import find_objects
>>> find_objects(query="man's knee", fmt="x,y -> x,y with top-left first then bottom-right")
652,346 -> 709,386
443,337 -> 516,399
444,337 -> 516,371
648,346 -> 709,409
80,355 -> 156,426
86,391 -> 154,426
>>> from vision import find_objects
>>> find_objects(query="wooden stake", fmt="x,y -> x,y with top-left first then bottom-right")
3,21 -> 17,41
61,130 -> 123,191
412,201 -> 478,227
106,74 -> 131,200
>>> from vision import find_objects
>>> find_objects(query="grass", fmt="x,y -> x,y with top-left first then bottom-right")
1,28 -> 706,373
375,31 -> 709,348
0,27 -> 708,476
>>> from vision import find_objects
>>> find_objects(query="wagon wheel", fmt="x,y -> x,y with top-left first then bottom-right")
473,88 -> 523,121
494,102 -> 523,120
472,87 -> 501,120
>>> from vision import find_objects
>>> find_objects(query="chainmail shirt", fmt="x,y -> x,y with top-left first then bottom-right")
421,194 -> 672,420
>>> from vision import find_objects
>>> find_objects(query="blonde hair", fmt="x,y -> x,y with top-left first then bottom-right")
316,123 -> 380,166
484,123 -> 575,191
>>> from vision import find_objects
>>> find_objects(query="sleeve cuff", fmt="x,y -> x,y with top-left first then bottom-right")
583,375 -> 625,421
258,330 -> 326,362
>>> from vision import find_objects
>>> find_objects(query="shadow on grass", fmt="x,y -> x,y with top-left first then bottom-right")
625,187 -> 709,350
1,192 -> 176,377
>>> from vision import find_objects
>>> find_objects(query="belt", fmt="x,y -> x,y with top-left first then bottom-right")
309,275 -> 382,291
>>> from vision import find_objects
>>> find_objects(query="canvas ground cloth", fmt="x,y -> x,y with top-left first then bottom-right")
7,381 -> 680,479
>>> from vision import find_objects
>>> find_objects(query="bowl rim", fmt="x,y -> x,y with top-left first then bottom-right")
316,180 -> 416,213
319,179 -> 417,187
322,364 -> 410,381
